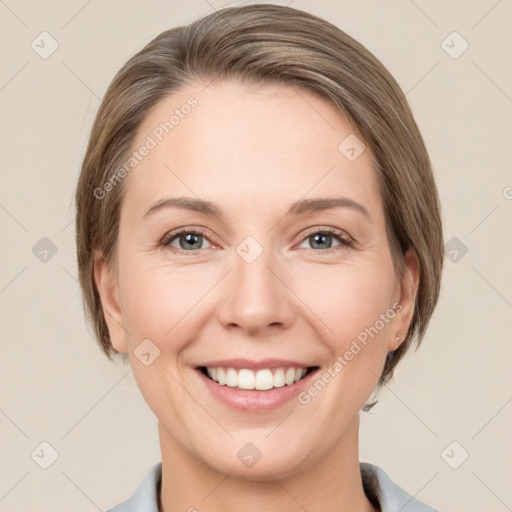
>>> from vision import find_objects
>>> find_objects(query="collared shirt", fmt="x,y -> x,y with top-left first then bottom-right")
107,461 -> 438,512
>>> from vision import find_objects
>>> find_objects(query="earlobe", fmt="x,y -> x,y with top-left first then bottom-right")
93,252 -> 128,354
388,329 -> 402,352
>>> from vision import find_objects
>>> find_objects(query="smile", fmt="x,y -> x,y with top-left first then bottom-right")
199,366 -> 316,391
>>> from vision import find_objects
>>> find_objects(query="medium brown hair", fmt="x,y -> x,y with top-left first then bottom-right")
75,4 -> 444,407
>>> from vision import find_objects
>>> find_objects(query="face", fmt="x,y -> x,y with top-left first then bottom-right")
95,80 -> 418,480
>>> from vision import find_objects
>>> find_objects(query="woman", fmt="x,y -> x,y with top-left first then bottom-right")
75,4 -> 443,511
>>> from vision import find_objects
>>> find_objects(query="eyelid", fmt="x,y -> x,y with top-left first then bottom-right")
294,226 -> 354,254
298,226 -> 353,245
160,225 -> 354,254
160,226 -> 216,250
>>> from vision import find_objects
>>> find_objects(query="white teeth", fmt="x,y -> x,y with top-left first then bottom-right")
225,368 -> 238,387
273,368 -> 285,387
217,367 -> 226,385
238,369 -> 255,389
204,366 -> 310,390
285,367 -> 296,385
294,368 -> 307,382
255,369 -> 273,390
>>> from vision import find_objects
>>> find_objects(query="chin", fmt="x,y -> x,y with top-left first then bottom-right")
198,441 -> 311,482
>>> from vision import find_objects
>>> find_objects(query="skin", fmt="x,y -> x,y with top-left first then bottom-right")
95,80 -> 419,512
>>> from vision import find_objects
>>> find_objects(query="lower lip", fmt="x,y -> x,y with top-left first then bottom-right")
195,368 -> 318,411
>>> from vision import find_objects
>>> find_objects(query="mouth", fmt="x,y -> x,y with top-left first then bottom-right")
196,365 -> 319,391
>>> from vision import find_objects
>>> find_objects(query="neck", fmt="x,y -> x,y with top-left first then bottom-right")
158,414 -> 378,512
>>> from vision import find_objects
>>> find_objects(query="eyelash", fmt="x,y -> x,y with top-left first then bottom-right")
159,226 -> 354,255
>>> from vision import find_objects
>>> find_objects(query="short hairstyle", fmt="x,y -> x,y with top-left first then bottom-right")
75,4 -> 444,408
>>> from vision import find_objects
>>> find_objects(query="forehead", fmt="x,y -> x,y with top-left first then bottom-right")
123,80 -> 381,220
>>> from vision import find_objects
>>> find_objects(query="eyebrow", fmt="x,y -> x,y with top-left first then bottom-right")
143,196 -> 371,221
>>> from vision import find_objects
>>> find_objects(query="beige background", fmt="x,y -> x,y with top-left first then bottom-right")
1,0 -> 511,510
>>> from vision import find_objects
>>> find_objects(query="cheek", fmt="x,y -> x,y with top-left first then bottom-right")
118,256 -> 216,347
116,259 -> 210,416
294,266 -> 395,417
299,260 -> 396,346
118,239 -> 397,358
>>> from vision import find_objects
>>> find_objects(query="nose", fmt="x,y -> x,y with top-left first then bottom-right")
216,245 -> 296,336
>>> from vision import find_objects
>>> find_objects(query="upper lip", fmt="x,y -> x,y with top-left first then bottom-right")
196,358 -> 316,370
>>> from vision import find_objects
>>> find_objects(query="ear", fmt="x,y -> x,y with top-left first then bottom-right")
388,246 -> 420,351
93,251 -> 128,354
